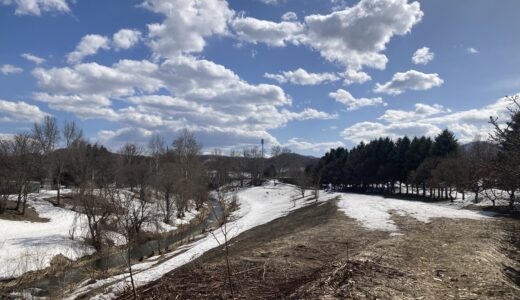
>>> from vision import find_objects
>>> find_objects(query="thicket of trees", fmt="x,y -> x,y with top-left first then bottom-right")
313,96 -> 520,209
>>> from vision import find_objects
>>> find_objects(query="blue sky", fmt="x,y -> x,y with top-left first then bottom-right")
1,0 -> 519,155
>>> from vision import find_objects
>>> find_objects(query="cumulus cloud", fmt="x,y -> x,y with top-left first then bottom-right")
412,47 -> 434,65
32,56 -> 334,149
113,29 -> 141,50
142,0 -> 234,58
281,11 -> 297,22
33,59 -> 163,97
264,68 -> 339,85
231,16 -> 303,47
228,0 -> 423,75
341,69 -> 371,85
374,70 -> 444,95
0,99 -> 47,122
341,94 -> 518,144
21,53 -> 45,65
329,89 -> 386,111
67,34 -> 110,64
302,0 -> 423,71
1,0 -> 70,16
0,64 -> 23,75
341,121 -> 441,143
283,137 -> 345,153
378,103 -> 449,123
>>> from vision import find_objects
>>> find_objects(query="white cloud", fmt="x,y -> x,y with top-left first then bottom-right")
32,56 -> 333,149
231,16 -> 303,47
0,99 -> 47,122
142,0 -> 234,58
467,47 -> 479,54
284,137 -> 345,153
282,108 -> 338,121
281,11 -> 297,22
341,69 -> 371,85
257,0 -> 280,5
0,64 -> 23,75
66,34 -> 110,64
378,103 -> 449,123
374,70 -> 444,95
264,68 -> 339,85
302,0 -> 423,71
33,59 -> 163,97
341,94 -> 518,144
34,93 -> 117,120
341,121 -> 441,143
329,89 -> 386,111
412,46 -> 434,65
231,0 -> 423,75
1,0 -> 70,16
113,29 -> 141,50
21,53 -> 45,65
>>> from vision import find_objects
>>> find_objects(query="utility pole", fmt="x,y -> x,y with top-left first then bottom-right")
261,139 -> 264,183
261,139 -> 264,158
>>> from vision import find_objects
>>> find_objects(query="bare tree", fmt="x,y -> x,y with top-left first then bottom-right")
489,95 -> 520,208
157,162 -> 179,224
148,134 -> 166,183
243,146 -> 263,186
209,190 -> 239,298
0,138 -> 12,214
173,129 -> 201,178
295,170 -> 310,198
32,117 -> 63,206
9,133 -> 40,214
171,129 -> 206,216
50,120 -> 84,205
70,141 -> 116,250
271,145 -> 292,178
63,120 -> 83,148
211,148 -> 231,189
32,116 -> 59,155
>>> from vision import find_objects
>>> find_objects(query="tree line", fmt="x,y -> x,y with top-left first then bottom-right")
312,96 -> 520,209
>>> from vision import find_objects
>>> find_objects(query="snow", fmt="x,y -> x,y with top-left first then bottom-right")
335,193 -> 493,232
0,189 -> 201,281
0,191 -> 94,280
68,181 -> 335,299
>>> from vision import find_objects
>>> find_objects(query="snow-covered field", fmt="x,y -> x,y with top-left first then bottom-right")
0,191 -> 93,280
0,190 -> 199,280
68,181 -> 336,299
334,193 -> 493,232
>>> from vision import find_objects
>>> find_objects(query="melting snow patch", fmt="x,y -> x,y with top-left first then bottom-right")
336,193 -> 492,232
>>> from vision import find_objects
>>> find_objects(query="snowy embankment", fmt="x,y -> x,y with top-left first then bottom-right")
335,193 -> 493,232
0,191 -> 93,280
68,181 -> 335,299
0,190 -> 198,280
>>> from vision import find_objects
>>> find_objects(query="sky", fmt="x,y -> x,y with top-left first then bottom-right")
1,0 -> 519,156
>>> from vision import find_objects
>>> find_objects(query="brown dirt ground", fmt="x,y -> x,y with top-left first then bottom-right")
0,200 -> 49,222
118,199 -> 519,300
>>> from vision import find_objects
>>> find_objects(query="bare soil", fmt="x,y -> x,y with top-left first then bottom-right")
118,199 -> 520,299
0,200 -> 49,222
